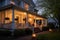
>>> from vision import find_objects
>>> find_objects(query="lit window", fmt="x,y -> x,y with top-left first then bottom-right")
24,3 -> 29,10
29,18 -> 32,22
24,12 -> 27,15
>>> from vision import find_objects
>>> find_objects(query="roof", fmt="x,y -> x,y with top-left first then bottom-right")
22,0 -> 35,7
0,4 -> 47,19
0,0 -> 35,7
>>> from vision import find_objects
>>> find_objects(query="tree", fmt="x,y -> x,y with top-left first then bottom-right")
36,0 -> 60,26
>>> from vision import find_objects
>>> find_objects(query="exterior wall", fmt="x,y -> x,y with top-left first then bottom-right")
0,11 -> 5,28
0,0 -> 11,7
19,1 -> 24,9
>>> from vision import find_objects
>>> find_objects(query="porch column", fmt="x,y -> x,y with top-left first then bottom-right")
21,14 -> 23,28
11,7 -> 15,36
26,12 -> 28,28
45,19 -> 47,26
34,17 -> 36,28
40,19 -> 43,31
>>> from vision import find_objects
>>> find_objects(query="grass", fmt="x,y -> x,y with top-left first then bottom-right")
37,32 -> 60,40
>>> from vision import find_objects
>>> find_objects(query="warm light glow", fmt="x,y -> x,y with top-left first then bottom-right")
49,29 -> 52,32
24,12 -> 27,15
29,14 -> 32,17
29,18 -> 32,21
36,18 -> 43,20
32,33 -> 36,37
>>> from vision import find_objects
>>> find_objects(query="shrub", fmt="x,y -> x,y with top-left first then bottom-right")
48,23 -> 55,29
0,29 -> 11,36
42,27 -> 49,31
25,28 -> 32,35
14,28 -> 32,36
14,29 -> 26,36
0,28 -> 32,37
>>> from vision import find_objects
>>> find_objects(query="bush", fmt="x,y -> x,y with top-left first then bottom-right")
14,28 -> 32,36
42,27 -> 49,31
34,28 -> 41,33
0,29 -> 11,36
25,28 -> 32,35
0,28 -> 32,37
48,23 -> 55,29
14,29 -> 26,36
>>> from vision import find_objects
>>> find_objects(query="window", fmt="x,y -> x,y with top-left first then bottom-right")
24,3 -> 29,10
36,20 -> 42,25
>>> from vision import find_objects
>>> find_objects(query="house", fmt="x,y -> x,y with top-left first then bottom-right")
0,0 -> 47,31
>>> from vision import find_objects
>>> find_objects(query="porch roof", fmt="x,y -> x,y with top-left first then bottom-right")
0,4 -> 47,19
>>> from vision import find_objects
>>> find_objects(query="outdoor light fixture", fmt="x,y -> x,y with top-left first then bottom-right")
32,33 -> 37,40
32,33 -> 36,37
49,29 -> 52,32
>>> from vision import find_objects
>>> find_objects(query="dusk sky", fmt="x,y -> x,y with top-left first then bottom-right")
33,0 -> 44,15
33,0 -> 37,3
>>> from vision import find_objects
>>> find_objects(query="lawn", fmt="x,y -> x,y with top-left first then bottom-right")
37,32 -> 60,40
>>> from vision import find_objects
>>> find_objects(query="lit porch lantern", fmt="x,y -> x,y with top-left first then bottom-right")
32,33 -> 37,40
32,33 -> 36,37
49,29 -> 52,32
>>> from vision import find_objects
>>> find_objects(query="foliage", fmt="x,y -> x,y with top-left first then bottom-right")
0,28 -> 32,36
48,23 -> 55,29
14,28 -> 32,36
36,0 -> 60,25
25,28 -> 32,35
42,27 -> 49,31
0,29 -> 11,36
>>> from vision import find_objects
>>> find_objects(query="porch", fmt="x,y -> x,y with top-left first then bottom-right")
0,8 -> 47,30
